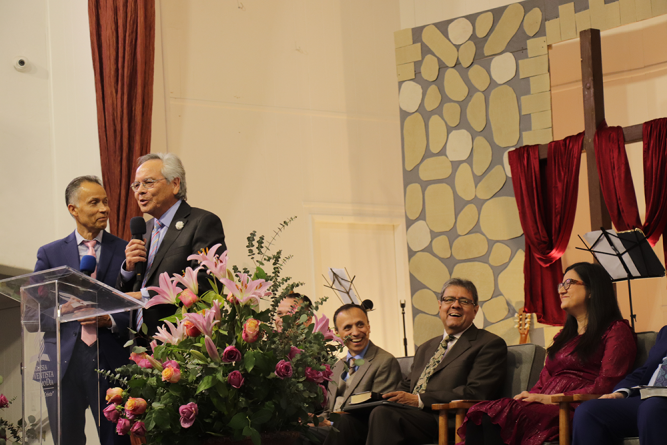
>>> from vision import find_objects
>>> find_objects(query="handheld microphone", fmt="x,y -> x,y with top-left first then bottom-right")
130,217 -> 147,292
362,299 -> 374,311
80,255 -> 97,277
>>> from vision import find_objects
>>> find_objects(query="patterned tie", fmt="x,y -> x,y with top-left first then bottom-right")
654,358 -> 667,387
412,335 -> 456,394
136,220 -> 165,331
81,240 -> 97,346
348,358 -> 357,377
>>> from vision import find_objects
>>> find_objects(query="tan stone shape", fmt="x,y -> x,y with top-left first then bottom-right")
607,1 -> 622,29
444,69 -> 469,102
467,92 -> 487,133
527,37 -> 547,58
429,115 -> 448,153
473,305 -> 485,329
419,156 -> 452,181
545,19 -> 562,45
421,54 -> 440,82
432,235 -> 452,259
489,85 -> 520,148
422,25 -> 458,67
424,85 -> 442,111
447,129 -> 473,161
480,197 -> 523,240
523,128 -> 553,145
620,0 -> 638,25
397,63 -> 416,81
484,3 -> 525,56
489,243 -> 512,266
503,148 -> 516,177
590,0 -> 607,30
409,251 -> 450,292
457,203 -> 479,236
576,10 -> 592,34
519,55 -> 549,79
475,11 -> 494,38
473,136 -> 493,176
653,0 -> 667,17
394,28 -> 413,48
396,43 -> 422,65
452,233 -> 489,260
449,17 -> 474,45
407,220 -> 432,252
404,113 -> 427,171
484,296 -> 509,323
636,0 -> 652,21
523,7 -> 542,37
443,102 -> 461,126
414,313 -> 445,346
485,316 -> 519,345
405,183 -> 423,220
530,73 -> 551,94
413,289 -> 440,315
455,163 -> 475,201
521,91 -> 551,115
425,184 -> 455,232
452,261 -> 495,301
559,3 -> 577,41
399,81 -> 423,112
459,41 -> 476,68
498,249 -> 526,311
531,110 -> 552,130
476,165 -> 507,200
490,52 -> 517,85
468,65 -> 491,92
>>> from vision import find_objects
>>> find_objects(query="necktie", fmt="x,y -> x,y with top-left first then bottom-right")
654,358 -> 667,386
348,358 -> 357,377
137,220 -> 165,332
412,335 -> 456,394
81,240 -> 98,346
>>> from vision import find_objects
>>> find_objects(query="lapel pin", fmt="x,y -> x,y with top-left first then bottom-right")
175,221 -> 184,230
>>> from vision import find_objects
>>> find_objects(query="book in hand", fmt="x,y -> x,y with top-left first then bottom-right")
349,391 -> 383,405
635,386 -> 667,399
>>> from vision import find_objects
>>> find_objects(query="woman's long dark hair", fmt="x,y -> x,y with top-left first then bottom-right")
546,262 -> 623,362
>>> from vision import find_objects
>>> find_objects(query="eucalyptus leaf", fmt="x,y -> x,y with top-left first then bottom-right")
132,346 -> 147,354
123,340 -> 134,348
141,323 -> 148,335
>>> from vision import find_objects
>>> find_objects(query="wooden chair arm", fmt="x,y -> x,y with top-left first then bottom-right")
432,403 -> 450,410
431,400 -> 482,445
551,394 -> 603,403
448,400 -> 481,409
553,394 -> 602,445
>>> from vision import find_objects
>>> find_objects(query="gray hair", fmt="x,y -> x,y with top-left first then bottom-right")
440,278 -> 479,305
138,153 -> 187,201
65,175 -> 103,206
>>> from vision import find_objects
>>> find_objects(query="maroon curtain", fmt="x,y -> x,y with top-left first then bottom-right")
508,132 -> 584,325
88,0 -> 155,239
595,118 -> 667,260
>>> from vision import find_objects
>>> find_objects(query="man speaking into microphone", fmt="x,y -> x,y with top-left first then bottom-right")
117,153 -> 226,340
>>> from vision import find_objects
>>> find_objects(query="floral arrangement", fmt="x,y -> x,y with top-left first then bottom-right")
101,220 -> 344,445
0,375 -> 19,445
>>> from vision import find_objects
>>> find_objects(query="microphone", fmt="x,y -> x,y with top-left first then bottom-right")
80,255 -> 97,277
362,299 -> 374,311
130,217 -> 147,292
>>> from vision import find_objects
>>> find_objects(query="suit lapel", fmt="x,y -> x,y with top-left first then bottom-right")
64,232 -> 81,269
145,202 -> 191,284
96,231 -> 114,282
328,359 -> 345,412
340,342 -> 378,403
433,325 -> 477,374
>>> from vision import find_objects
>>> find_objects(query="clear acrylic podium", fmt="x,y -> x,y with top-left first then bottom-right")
0,267 -> 143,445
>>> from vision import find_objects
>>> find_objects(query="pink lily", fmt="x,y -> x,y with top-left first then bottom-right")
204,335 -> 220,361
182,309 -> 219,337
312,313 -> 344,344
173,267 -> 201,295
153,320 -> 186,345
145,273 -> 183,308
187,244 -> 228,281
211,300 -> 222,321
187,243 -> 222,264
220,273 -> 272,307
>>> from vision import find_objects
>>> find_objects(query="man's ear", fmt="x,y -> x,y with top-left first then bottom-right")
67,204 -> 78,217
172,177 -> 181,195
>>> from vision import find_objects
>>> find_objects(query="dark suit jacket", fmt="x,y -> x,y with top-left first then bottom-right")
34,230 -> 130,378
614,325 -> 667,395
402,324 -> 508,408
117,201 -> 226,336
326,341 -> 403,415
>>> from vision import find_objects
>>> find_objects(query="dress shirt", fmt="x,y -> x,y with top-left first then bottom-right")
343,341 -> 371,382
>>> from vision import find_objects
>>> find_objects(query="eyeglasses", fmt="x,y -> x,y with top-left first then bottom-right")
130,178 -> 166,192
557,279 -> 586,293
440,296 -> 476,307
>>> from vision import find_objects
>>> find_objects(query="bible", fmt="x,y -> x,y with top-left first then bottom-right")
349,391 -> 383,405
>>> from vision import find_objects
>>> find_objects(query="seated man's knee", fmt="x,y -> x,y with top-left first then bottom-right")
637,397 -> 667,428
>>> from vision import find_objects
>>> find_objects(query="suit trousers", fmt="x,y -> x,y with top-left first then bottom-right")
572,396 -> 667,445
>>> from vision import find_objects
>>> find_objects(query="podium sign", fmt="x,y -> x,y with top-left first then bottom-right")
0,267 -> 143,445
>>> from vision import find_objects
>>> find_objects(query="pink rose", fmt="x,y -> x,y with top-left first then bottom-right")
179,402 -> 198,428
288,346 -> 303,361
0,394 -> 8,409
323,364 -> 333,381
274,360 -> 293,379
125,397 -> 148,416
116,418 -> 131,435
105,387 -> 124,404
318,384 -> 328,408
228,370 -> 244,389
162,367 -> 181,383
305,367 -> 324,383
178,289 -> 199,308
163,360 -> 180,370
129,352 -> 153,369
103,404 -> 120,423
130,421 -> 146,437
242,318 -> 261,343
222,346 -> 242,363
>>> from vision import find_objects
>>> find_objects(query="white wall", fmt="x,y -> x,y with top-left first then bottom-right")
398,0 -> 516,29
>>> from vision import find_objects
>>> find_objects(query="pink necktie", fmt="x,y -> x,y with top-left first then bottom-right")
81,239 -> 97,346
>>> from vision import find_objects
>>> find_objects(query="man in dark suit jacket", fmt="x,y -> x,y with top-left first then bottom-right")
117,153 -> 226,339
573,325 -> 667,445
34,175 -> 130,445
324,278 -> 507,445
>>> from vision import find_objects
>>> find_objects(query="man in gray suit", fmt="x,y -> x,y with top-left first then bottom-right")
324,278 -> 507,445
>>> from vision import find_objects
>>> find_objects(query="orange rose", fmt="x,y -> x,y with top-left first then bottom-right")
125,397 -> 148,415
105,387 -> 124,404
162,367 -> 181,383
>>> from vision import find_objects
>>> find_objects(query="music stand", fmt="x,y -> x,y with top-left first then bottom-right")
577,228 -> 665,331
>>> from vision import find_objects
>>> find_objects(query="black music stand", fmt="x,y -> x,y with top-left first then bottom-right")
577,228 -> 665,331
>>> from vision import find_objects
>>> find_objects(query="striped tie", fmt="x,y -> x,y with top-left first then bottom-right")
412,335 -> 456,394
136,220 -> 165,332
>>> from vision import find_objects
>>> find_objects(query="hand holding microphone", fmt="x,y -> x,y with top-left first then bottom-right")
128,217 -> 148,293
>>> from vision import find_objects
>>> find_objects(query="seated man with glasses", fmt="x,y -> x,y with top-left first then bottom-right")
324,278 -> 507,445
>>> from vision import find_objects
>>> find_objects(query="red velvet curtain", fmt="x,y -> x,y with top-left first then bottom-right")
595,118 -> 667,260
508,132 -> 584,325
88,0 -> 155,240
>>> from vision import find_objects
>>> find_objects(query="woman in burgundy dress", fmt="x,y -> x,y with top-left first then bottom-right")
458,262 -> 636,445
